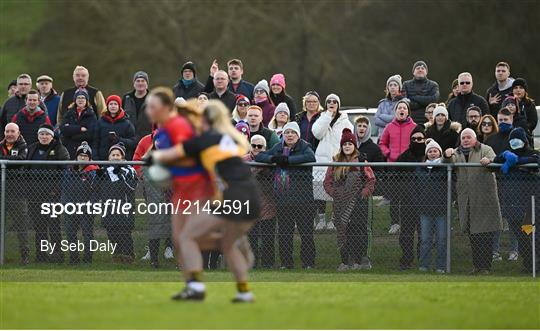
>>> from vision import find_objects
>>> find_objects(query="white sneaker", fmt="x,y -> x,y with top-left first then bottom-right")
164,246 -> 174,259
315,220 -> 326,230
232,291 -> 255,303
141,246 -> 150,260
326,222 -> 336,230
492,252 -> 502,261
388,224 -> 400,235
508,251 -> 518,261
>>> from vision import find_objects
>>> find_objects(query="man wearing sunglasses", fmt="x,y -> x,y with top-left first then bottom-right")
448,72 -> 489,128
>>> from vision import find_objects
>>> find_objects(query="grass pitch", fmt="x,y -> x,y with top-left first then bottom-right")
1,269 -> 539,329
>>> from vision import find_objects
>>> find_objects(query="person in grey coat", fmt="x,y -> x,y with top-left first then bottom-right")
443,128 -> 503,274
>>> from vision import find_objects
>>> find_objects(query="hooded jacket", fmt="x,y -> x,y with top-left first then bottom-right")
374,95 -> 408,136
378,117 -> 417,162
59,105 -> 97,159
425,120 -> 461,151
93,109 -> 136,160
354,119 -> 384,162
11,107 -> 52,146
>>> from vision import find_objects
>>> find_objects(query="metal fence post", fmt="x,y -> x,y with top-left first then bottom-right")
532,195 -> 536,278
446,164 -> 452,273
1,162 -> 6,265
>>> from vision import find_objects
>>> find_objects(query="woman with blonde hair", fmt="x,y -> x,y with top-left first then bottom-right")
151,100 -> 260,303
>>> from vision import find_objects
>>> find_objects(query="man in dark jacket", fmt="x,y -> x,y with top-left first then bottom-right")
485,62 -> 514,117
59,90 -> 98,158
204,59 -> 255,100
448,72 -> 489,128
36,75 -> 60,127
172,62 -> 205,100
0,122 -> 30,264
122,71 -> 151,143
402,61 -> 440,125
246,105 -> 280,149
353,115 -> 384,162
12,90 -> 52,146
485,108 -> 514,155
208,70 -> 237,112
255,122 -> 316,269
26,123 -> 70,263
1,74 -> 48,140
57,65 -> 106,124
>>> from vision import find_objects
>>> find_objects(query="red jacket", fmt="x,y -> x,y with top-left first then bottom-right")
133,133 -> 153,177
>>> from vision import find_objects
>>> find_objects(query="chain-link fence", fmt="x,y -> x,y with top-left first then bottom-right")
1,160 -> 538,276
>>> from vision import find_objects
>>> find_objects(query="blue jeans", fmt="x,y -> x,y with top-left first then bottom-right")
419,215 -> 447,270
492,222 -> 519,254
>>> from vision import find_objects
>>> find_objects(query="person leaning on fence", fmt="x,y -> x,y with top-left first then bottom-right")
59,89 -> 98,159
243,134 -> 277,269
60,142 -> 99,264
269,73 -> 297,120
374,74 -> 407,139
323,128 -> 376,271
255,121 -> 317,269
93,95 -> 136,160
443,128 -> 502,275
493,127 -> 540,273
312,94 -> 353,229
96,143 -> 137,264
0,123 -> 30,264
268,102 -> 291,139
394,125 -> 426,270
132,130 -> 174,268
417,139 -> 447,273
424,105 -> 461,151
477,114 -> 498,143
26,123 -> 70,263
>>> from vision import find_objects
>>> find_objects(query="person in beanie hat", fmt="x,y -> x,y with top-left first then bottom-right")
26,122 -> 69,263
61,140 -> 99,264
494,127 -> 539,273
123,71 -> 151,142
59,87 -> 97,159
235,120 -> 250,140
269,73 -> 297,119
253,79 -> 275,127
255,117 -> 317,269
402,60 -> 440,125
417,137 -> 447,273
268,102 -> 290,137
375,74 -> 408,138
97,141 -> 137,264
324,127 -> 376,271
173,61 -> 205,100
232,94 -> 251,124
93,95 -> 136,160
425,104 -> 461,151
512,77 -> 537,140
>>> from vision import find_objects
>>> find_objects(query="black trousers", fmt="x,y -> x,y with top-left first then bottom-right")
202,250 -> 221,269
29,202 -> 63,263
470,231 -> 495,271
64,214 -> 94,263
508,218 -> 539,273
149,238 -> 173,264
248,219 -> 276,268
106,225 -> 134,258
339,203 -> 369,265
277,202 -> 316,268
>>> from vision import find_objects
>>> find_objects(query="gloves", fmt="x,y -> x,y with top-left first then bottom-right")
108,132 -> 119,144
501,151 -> 518,175
271,155 -> 289,167
142,152 -> 153,166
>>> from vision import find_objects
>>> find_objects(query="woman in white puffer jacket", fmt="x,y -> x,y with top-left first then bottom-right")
311,93 -> 354,204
